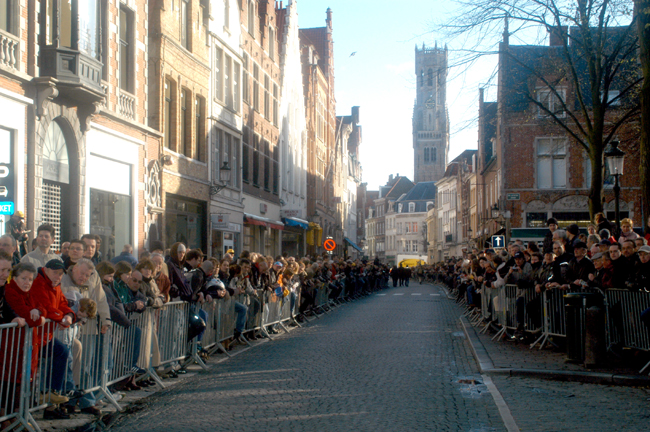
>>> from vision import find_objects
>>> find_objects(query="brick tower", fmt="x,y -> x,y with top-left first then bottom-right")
413,43 -> 449,183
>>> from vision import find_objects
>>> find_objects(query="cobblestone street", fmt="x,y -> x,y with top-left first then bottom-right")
109,282 -> 650,432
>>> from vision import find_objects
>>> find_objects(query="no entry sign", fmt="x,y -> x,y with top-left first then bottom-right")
323,238 -> 336,251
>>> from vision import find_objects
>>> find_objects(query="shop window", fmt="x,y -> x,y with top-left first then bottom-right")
526,212 -> 548,228
90,189 -> 132,261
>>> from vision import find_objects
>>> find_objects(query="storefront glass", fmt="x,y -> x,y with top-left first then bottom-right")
165,196 -> 206,251
90,189 -> 132,260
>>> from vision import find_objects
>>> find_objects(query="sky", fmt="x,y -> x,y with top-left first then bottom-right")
297,0 -> 499,191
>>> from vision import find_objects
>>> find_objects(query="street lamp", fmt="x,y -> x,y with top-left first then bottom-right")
210,161 -> 232,197
491,204 -> 500,219
605,140 -> 625,235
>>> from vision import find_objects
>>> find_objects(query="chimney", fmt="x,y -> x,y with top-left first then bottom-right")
549,26 -> 568,47
326,7 -> 333,29
389,174 -> 394,183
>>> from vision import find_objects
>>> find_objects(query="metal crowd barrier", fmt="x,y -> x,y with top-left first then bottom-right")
0,322 -> 30,431
1,277 -> 373,431
604,289 -> 650,373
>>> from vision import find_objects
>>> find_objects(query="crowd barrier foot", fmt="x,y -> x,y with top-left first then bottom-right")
492,326 -> 509,342
529,332 -> 548,350
278,322 -> 290,334
210,341 -> 233,357
100,386 -> 123,412
290,318 -> 302,328
640,360 -> 650,375
141,367 -> 166,390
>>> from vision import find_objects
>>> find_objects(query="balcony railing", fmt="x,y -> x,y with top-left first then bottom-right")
118,90 -> 136,121
0,30 -> 19,70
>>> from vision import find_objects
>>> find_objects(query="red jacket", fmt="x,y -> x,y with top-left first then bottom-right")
2,279 -> 45,383
30,269 -> 75,324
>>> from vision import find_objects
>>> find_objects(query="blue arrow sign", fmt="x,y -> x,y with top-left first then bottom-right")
491,235 -> 506,249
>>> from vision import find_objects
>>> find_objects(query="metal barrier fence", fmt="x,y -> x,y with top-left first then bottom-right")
0,278 -> 371,431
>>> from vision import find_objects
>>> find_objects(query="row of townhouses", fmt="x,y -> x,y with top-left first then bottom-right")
0,0 -> 365,260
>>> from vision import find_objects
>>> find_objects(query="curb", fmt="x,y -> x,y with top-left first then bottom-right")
459,315 -> 650,388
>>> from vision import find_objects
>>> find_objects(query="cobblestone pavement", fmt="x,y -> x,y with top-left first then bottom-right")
111,283 -> 507,432
491,375 -> 650,432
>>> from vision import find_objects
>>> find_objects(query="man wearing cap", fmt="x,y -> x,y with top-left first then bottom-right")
543,218 -> 558,254
567,241 -> 596,290
30,259 -> 76,419
6,210 -> 28,256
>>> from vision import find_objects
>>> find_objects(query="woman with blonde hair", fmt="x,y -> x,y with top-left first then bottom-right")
618,218 -> 639,244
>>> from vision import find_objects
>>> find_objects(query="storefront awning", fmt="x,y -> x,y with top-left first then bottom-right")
244,213 -> 284,230
282,217 -> 309,230
344,237 -> 363,252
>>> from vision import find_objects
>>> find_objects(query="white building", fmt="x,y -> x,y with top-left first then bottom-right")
208,0 -> 245,257
278,0 -> 309,257
386,182 -> 436,265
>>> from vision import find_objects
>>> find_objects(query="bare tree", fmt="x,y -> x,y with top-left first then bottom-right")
441,0 -> 640,217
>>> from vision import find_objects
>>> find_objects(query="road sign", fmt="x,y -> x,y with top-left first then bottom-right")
506,193 -> 520,201
491,235 -> 506,249
323,238 -> 336,251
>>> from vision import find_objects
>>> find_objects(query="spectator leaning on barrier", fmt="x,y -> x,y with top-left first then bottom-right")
167,242 -> 193,302
567,242 -> 596,290
609,242 -> 632,288
543,218 -> 558,254
21,224 -> 61,269
30,259 -> 78,419
135,259 -> 165,308
151,253 -> 171,303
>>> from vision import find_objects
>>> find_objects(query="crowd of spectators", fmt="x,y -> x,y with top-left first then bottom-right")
418,215 -> 650,342
0,222 -> 391,425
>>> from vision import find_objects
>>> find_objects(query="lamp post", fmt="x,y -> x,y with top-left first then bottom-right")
210,161 -> 232,197
605,140 -> 625,236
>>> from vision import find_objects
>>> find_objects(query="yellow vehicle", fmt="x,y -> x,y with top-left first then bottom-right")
398,259 -> 426,268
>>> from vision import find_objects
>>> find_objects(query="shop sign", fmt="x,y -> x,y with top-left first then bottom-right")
0,202 -> 14,215
211,213 -> 230,229
0,130 -> 14,208
281,209 -> 303,218
506,193 -> 520,201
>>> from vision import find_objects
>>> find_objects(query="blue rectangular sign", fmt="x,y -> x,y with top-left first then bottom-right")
491,235 -> 506,249
0,201 -> 14,215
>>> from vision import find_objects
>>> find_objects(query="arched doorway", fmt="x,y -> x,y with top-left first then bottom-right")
42,120 -> 72,250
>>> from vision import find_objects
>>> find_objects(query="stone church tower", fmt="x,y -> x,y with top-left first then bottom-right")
413,43 -> 449,183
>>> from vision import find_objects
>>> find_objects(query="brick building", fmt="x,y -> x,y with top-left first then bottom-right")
0,0 -> 162,258
475,27 -> 641,247
240,0 -> 283,256
301,9 -> 338,256
148,0 -> 212,252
